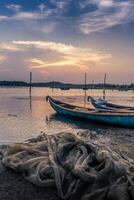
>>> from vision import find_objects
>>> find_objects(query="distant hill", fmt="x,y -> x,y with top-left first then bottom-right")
0,81 -> 133,91
0,81 -> 28,86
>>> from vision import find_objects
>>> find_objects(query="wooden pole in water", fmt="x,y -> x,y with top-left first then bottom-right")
29,72 -> 32,95
29,72 -> 32,112
103,73 -> 106,100
91,80 -> 94,92
52,81 -> 54,92
84,73 -> 87,107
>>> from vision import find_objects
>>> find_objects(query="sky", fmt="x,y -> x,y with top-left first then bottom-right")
0,0 -> 134,84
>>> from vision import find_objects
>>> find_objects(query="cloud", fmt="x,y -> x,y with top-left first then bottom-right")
13,11 -> 42,20
0,0 -> 133,35
6,4 -> 21,12
26,58 -> 46,69
0,16 -> 8,20
26,58 -> 77,69
0,55 -> 7,63
56,1 -> 67,9
0,4 -> 57,33
13,41 -> 75,54
80,0 -> 134,34
13,40 -> 111,72
98,0 -> 114,7
0,40 -> 111,81
41,23 -> 56,33
0,42 -> 24,52
38,4 -> 46,14
0,6 -> 52,21
0,12 -> 44,21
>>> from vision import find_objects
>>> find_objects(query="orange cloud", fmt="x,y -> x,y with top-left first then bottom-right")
14,40 -> 111,72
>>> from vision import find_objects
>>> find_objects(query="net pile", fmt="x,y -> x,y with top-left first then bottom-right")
0,132 -> 134,200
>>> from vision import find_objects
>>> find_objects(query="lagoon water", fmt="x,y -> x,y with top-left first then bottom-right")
0,87 -> 134,157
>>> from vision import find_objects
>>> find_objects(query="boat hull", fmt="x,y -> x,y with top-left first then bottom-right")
48,97 -> 134,128
88,96 -> 134,111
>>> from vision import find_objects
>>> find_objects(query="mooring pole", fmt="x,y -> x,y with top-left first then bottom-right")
91,80 -> 94,92
52,81 -> 54,92
29,72 -> 32,95
84,73 -> 87,108
103,73 -> 106,100
29,72 -> 32,111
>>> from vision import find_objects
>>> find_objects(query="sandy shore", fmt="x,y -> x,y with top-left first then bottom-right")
0,162 -> 60,200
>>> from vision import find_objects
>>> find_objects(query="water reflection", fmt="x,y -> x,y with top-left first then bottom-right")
46,113 -> 109,132
0,87 -> 134,144
46,113 -> 134,142
29,94 -> 32,113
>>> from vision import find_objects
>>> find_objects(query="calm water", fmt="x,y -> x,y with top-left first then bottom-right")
0,87 -> 134,148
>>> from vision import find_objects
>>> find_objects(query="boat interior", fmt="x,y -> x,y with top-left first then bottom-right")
51,98 -> 134,115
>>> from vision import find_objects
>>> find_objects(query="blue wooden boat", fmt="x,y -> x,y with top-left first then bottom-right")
46,96 -> 134,128
87,96 -> 134,111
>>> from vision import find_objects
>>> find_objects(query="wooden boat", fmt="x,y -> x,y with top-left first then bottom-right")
88,96 -> 134,111
60,87 -> 70,90
46,96 -> 134,128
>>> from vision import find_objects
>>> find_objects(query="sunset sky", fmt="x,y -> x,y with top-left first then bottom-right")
0,0 -> 134,84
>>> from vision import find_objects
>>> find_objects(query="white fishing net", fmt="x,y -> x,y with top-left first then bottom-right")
0,132 -> 134,200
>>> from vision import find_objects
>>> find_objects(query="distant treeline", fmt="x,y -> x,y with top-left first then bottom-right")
0,81 -> 134,91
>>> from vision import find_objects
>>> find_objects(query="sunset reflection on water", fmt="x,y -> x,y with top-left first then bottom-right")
0,87 -> 133,146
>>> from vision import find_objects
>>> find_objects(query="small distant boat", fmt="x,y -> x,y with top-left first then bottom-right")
46,96 -> 134,128
88,96 -> 134,111
60,87 -> 70,90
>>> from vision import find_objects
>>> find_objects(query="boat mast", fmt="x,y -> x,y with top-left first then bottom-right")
84,73 -> 87,107
103,73 -> 106,100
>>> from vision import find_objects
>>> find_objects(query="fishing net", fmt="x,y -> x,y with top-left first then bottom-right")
0,132 -> 134,200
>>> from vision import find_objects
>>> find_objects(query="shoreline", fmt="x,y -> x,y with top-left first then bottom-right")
0,81 -> 133,91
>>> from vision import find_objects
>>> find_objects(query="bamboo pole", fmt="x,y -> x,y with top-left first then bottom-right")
52,81 -> 54,92
103,73 -> 106,100
91,80 -> 94,92
29,72 -> 32,111
84,73 -> 87,108
29,72 -> 32,95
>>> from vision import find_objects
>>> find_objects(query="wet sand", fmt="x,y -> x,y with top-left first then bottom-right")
0,162 -> 60,200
